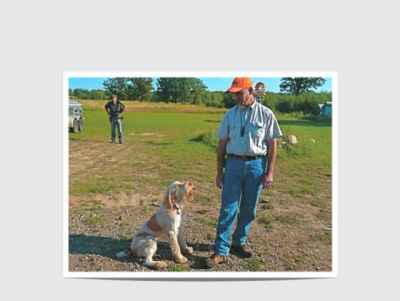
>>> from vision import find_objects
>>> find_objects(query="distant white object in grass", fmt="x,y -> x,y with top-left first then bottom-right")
310,138 -> 316,143
288,135 -> 298,145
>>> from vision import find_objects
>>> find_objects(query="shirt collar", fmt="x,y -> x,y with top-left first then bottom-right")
237,99 -> 257,111
249,99 -> 257,109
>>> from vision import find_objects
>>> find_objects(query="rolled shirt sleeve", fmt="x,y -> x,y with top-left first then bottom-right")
120,102 -> 125,113
218,113 -> 229,140
265,112 -> 283,141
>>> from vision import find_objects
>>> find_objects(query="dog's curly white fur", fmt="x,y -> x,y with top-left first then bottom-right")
129,181 -> 194,270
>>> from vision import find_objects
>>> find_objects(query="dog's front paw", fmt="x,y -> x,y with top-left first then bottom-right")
176,255 -> 188,264
183,246 -> 194,255
154,261 -> 168,270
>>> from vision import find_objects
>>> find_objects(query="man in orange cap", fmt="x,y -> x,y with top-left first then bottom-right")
208,77 -> 282,266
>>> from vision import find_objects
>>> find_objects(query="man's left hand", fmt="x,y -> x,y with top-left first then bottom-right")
261,173 -> 273,189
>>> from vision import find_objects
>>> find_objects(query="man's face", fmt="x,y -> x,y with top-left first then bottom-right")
235,89 -> 253,106
255,83 -> 264,91
112,96 -> 117,103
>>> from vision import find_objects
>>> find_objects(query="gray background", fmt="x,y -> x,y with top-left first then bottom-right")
0,0 -> 399,299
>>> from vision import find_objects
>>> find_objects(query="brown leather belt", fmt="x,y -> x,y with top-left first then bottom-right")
227,154 -> 264,161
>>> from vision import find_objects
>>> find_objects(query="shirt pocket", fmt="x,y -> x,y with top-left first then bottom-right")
250,121 -> 265,146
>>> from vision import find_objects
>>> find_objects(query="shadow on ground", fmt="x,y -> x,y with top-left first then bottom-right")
69,234 -> 212,269
69,234 -> 131,261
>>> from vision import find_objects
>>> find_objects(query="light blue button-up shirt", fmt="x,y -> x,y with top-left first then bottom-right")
218,101 -> 283,156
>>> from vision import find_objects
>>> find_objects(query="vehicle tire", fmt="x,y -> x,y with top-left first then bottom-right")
72,119 -> 79,133
78,119 -> 83,132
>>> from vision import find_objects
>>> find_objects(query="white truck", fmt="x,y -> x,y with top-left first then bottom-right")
69,101 -> 84,133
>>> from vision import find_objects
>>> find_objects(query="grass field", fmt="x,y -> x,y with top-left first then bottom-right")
69,100 -> 332,272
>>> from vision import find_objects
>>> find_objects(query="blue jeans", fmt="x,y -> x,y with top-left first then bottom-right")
214,156 -> 266,256
110,118 -> 123,141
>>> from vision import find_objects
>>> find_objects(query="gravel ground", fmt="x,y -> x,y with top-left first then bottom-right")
69,196 -> 266,272
69,191 -> 331,272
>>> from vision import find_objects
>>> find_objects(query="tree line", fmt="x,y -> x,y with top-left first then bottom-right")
69,77 -> 330,115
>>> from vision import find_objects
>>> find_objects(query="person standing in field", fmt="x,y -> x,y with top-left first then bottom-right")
254,81 -> 266,103
104,94 -> 125,144
208,77 -> 283,266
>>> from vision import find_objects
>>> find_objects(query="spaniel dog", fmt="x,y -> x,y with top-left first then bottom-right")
121,181 -> 195,270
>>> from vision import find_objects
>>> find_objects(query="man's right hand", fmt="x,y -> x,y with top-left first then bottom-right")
216,172 -> 223,189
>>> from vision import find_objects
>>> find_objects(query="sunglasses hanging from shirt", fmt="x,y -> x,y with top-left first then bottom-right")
240,108 -> 251,137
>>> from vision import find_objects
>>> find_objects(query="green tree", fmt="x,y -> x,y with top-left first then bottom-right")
128,78 -> 153,100
103,78 -> 129,99
103,77 -> 153,100
156,78 -> 206,103
280,77 -> 326,95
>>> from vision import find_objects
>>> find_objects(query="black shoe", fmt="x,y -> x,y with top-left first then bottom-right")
231,244 -> 253,258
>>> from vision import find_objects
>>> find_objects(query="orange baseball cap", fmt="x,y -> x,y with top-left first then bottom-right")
227,77 -> 253,93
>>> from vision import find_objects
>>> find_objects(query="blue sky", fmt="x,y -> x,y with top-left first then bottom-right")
69,77 -> 332,92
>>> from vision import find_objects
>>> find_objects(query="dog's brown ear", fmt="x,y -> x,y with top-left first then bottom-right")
187,181 -> 193,187
185,182 -> 194,201
186,181 -> 195,191
163,189 -> 176,209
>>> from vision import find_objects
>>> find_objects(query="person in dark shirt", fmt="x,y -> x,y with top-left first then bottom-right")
104,95 -> 125,144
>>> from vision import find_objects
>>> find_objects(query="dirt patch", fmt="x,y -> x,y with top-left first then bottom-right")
69,185 -> 331,272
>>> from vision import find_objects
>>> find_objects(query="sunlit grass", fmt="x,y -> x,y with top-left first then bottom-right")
70,101 -> 331,205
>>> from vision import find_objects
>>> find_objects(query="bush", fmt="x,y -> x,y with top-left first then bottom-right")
261,94 -> 277,110
276,98 -> 295,113
272,92 -> 329,115
192,131 -> 218,149
202,92 -> 225,108
223,93 -> 236,108
201,91 -> 331,114
299,99 -> 320,115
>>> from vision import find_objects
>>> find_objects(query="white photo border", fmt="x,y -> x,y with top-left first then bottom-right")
63,71 -> 338,279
